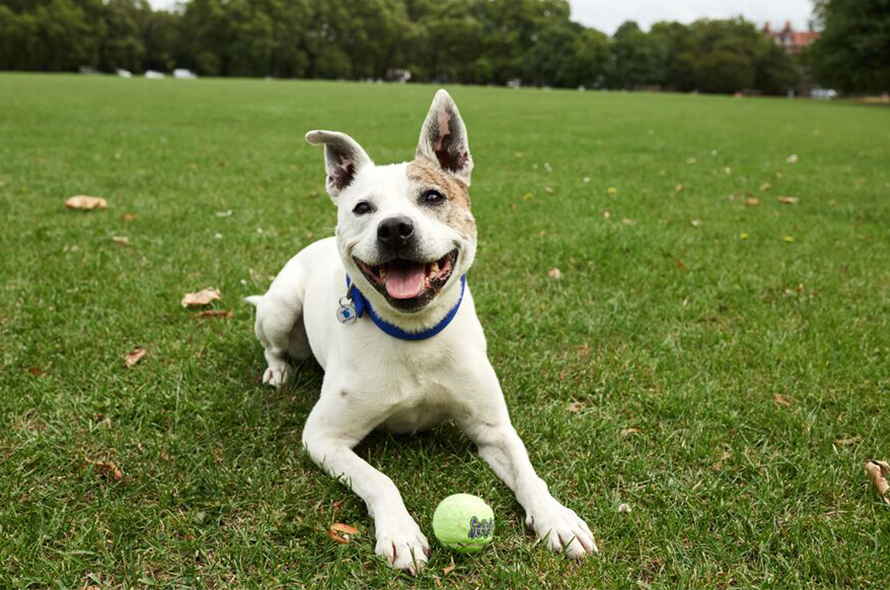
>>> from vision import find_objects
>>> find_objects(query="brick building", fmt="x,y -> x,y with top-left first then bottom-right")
762,21 -> 820,54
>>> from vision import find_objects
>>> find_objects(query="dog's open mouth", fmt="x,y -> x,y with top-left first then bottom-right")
354,249 -> 458,308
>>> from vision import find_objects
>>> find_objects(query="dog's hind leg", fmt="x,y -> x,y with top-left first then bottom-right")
249,292 -> 307,388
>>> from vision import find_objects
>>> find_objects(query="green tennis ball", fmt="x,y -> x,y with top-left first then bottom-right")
432,494 -> 495,553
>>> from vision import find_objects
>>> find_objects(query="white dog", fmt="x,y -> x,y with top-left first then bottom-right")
247,90 -> 596,573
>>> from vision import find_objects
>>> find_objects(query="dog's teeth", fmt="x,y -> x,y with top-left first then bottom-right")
379,267 -> 387,280
429,261 -> 439,276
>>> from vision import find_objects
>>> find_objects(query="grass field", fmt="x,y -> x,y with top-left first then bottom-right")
1,73 -> 889,589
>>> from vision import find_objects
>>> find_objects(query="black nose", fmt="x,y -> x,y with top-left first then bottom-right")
377,216 -> 415,247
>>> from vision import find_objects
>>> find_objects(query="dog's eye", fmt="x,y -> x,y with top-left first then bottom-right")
422,190 -> 446,206
353,201 -> 372,215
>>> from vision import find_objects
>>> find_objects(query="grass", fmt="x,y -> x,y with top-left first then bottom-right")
0,73 -> 888,589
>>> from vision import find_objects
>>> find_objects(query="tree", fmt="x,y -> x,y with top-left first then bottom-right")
810,0 -> 890,93
608,21 -> 664,89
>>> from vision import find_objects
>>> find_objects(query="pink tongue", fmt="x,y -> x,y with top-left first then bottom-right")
385,263 -> 426,299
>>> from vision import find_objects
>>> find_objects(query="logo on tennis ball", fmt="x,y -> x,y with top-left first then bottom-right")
468,515 -> 494,539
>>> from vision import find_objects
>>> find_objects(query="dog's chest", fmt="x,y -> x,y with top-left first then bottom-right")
363,347 -> 459,433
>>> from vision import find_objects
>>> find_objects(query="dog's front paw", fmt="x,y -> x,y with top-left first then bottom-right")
375,519 -> 430,574
527,501 -> 598,558
262,362 -> 291,388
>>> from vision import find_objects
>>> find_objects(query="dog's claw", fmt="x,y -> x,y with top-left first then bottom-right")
262,363 -> 291,388
526,502 -> 598,558
375,520 -> 430,574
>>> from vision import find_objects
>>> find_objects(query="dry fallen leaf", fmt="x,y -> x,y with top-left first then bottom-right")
835,436 -> 860,446
121,213 -> 138,221
690,219 -> 701,228
65,195 -> 107,210
621,218 -> 634,225
125,348 -> 147,368
543,186 -> 554,194
442,563 -> 455,576
675,184 -> 684,194
676,257 -> 686,270
787,154 -> 799,164
864,460 -> 889,503
547,268 -> 562,279
759,182 -> 772,192
778,196 -> 799,204
112,236 -> 129,245
29,366 -> 44,376
181,288 -> 222,307
773,393 -> 791,407
566,402 -> 584,413
329,522 -> 359,543
196,310 -> 233,319
686,157 -> 697,165
91,460 -> 123,480
621,428 -> 642,437
746,198 -> 759,206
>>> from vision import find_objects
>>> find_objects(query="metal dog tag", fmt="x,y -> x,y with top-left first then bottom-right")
336,297 -> 357,325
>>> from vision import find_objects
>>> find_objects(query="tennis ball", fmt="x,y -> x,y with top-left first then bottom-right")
432,494 -> 495,553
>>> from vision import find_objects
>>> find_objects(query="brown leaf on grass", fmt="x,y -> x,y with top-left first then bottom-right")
676,257 -> 686,270
29,366 -> 44,376
329,522 -> 359,543
195,310 -> 233,319
620,428 -> 642,437
566,402 -> 584,413
864,461 -> 889,503
121,213 -> 138,220
759,182 -> 772,192
547,268 -> 562,279
543,186 -> 554,194
786,154 -> 799,164
835,435 -> 860,446
675,184 -> 684,194
778,196 -> 799,204
773,393 -> 791,407
65,195 -> 107,210
331,522 -> 359,535
745,198 -> 759,206
124,348 -> 146,368
91,460 -> 123,480
181,288 -> 221,307
112,236 -> 129,245
690,219 -> 701,228
442,563 -> 455,576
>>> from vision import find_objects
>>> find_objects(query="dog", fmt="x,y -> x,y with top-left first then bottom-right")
246,90 -> 597,573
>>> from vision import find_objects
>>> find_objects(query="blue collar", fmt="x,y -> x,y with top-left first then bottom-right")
345,274 -> 466,341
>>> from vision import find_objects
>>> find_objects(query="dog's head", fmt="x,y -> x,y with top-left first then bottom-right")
306,90 -> 477,316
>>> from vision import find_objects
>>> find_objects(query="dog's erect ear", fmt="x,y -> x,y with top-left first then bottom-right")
305,130 -> 373,199
416,89 -> 473,186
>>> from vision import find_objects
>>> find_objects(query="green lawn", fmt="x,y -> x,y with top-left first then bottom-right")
1,73 -> 888,589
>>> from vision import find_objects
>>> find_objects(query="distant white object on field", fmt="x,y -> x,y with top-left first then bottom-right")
811,88 -> 838,100
116,69 -> 132,78
145,70 -> 166,79
173,69 -> 198,80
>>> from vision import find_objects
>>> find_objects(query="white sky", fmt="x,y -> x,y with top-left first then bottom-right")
147,0 -> 817,35
568,0 -> 816,34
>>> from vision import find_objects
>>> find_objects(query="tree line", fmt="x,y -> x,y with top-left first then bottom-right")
0,0 -> 884,94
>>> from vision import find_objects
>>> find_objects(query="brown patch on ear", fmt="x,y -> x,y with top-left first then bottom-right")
407,157 -> 476,239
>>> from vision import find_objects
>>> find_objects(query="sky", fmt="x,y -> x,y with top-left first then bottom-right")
147,0 -> 816,36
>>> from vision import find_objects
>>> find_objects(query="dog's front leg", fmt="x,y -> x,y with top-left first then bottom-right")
455,363 -> 598,557
302,382 -> 430,573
